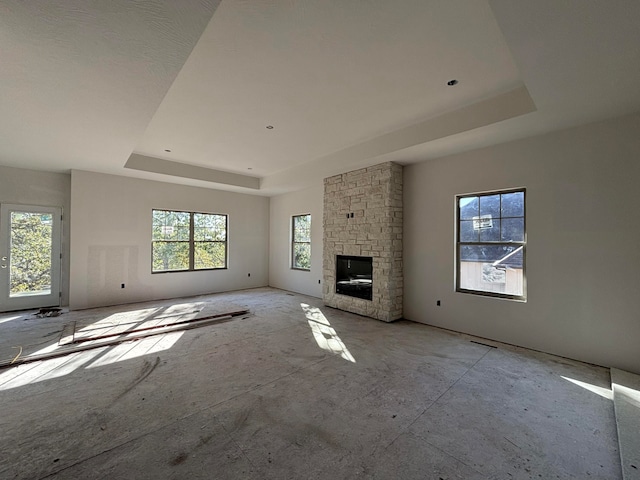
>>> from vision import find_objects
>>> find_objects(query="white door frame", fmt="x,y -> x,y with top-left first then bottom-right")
0,204 -> 62,312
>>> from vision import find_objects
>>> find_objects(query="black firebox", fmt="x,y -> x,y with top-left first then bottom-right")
335,255 -> 373,301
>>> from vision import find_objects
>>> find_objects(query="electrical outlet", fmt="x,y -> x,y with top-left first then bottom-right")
436,300 -> 441,306
248,273 -> 251,277
121,283 -> 125,289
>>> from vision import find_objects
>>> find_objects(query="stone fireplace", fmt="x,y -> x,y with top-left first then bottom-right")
323,162 -> 403,322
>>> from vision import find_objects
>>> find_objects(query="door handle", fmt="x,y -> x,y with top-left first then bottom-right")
1,264 -> 6,269
1,256 -> 6,261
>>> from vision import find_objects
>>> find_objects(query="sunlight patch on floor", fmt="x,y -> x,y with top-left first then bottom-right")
0,348 -> 106,391
86,331 -> 183,369
74,307 -> 163,338
0,328 -> 184,391
0,331 -> 183,391
72,303 -> 203,342
0,299 -> 231,391
562,376 -> 613,400
301,303 -> 355,363
0,314 -> 23,325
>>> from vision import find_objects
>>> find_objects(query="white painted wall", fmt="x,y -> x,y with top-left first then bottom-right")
404,112 -> 640,374
269,182 -> 323,298
0,165 -> 71,306
70,170 -> 269,309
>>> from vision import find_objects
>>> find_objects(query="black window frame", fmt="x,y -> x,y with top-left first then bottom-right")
456,188 -> 526,301
291,213 -> 311,271
152,209 -> 228,273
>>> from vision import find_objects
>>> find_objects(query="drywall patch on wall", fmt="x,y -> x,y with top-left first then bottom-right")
86,245 -> 151,307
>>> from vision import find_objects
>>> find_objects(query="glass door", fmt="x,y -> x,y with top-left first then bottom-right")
0,204 -> 62,312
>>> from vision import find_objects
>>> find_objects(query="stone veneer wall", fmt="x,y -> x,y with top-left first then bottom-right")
323,162 -> 403,322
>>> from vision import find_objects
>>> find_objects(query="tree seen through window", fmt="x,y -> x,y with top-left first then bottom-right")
292,214 -> 311,270
152,210 -> 227,272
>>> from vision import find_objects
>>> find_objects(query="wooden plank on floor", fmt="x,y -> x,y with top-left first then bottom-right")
0,312 -> 245,369
68,309 -> 248,345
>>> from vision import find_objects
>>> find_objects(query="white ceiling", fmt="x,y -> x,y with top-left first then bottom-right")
1,0 -> 639,195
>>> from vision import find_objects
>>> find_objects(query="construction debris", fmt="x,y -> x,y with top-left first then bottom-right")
35,307 -> 63,318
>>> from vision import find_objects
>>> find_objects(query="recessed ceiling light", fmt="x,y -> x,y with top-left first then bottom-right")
266,125 -> 274,129
447,79 -> 459,86
164,149 -> 172,152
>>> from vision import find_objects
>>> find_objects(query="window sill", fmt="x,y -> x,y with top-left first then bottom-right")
152,267 -> 228,274
456,288 -> 526,302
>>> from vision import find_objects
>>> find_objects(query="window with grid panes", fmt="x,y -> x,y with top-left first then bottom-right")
292,214 -> 311,270
152,210 -> 227,272
456,189 -> 525,300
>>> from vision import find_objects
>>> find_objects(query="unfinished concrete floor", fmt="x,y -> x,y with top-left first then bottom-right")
0,288 -> 621,479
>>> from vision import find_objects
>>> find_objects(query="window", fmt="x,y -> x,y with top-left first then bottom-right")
456,189 -> 525,300
292,214 -> 311,270
152,210 -> 227,273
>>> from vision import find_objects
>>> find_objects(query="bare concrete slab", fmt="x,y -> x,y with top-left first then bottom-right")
612,368 -> 640,480
0,288 -> 623,479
